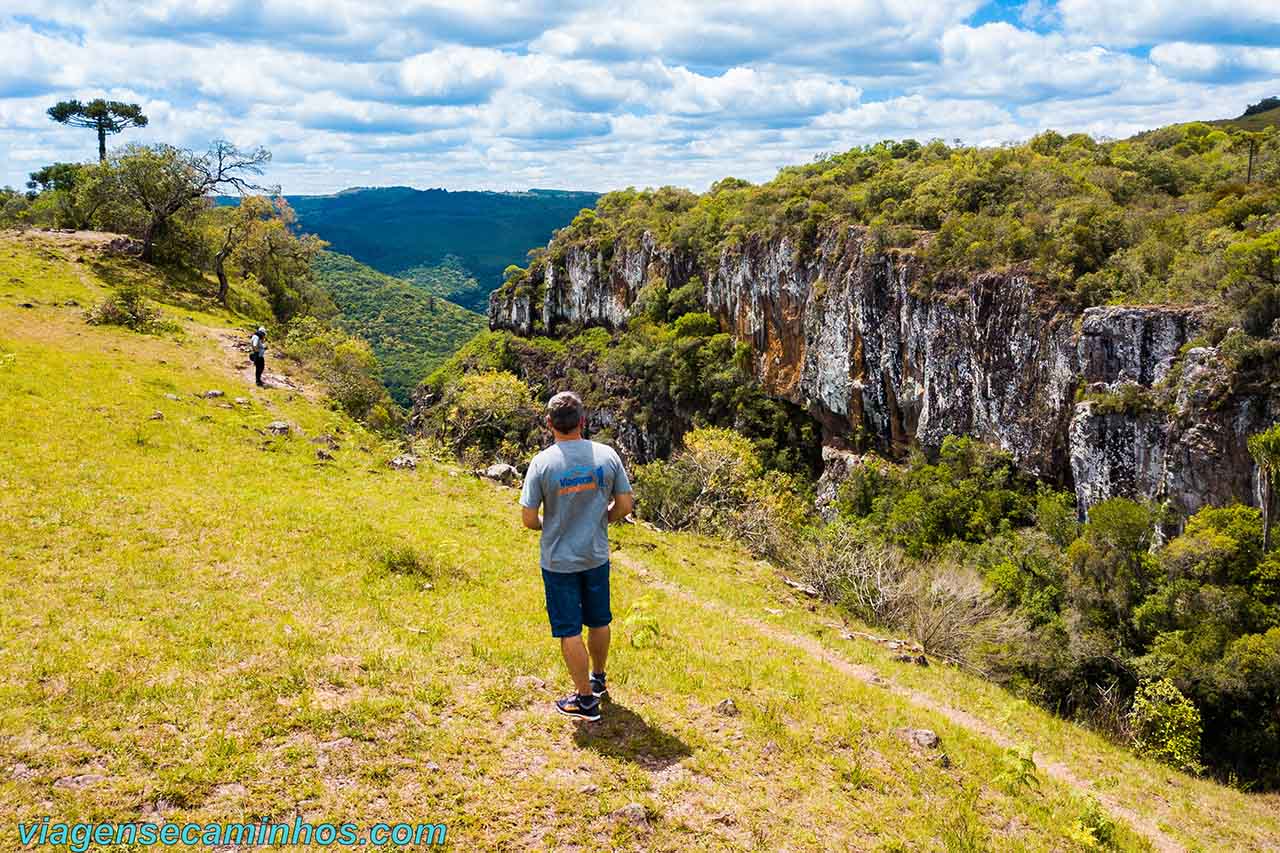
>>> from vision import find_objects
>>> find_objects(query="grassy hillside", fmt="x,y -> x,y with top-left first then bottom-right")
311,251 -> 485,405
288,187 -> 599,311
1209,102 -> 1280,132
3,232 -> 1280,851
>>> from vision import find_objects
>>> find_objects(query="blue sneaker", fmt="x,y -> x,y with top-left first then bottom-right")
556,693 -> 601,721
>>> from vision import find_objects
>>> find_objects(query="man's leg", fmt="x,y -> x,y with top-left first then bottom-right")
587,625 -> 610,677
255,356 -> 265,386
559,635 -> 592,696
582,562 -> 612,693
544,569 -> 593,698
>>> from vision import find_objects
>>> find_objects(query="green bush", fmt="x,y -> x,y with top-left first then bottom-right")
835,437 -> 1037,557
1068,797 -> 1118,850
280,316 -> 400,428
634,426 -> 809,559
634,426 -> 761,530
672,311 -> 719,338
86,285 -> 175,334
436,370 -> 539,462
1129,678 -> 1204,774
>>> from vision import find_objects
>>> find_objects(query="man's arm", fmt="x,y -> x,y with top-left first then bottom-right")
607,492 -> 634,523
519,458 -> 542,529
607,452 -> 634,523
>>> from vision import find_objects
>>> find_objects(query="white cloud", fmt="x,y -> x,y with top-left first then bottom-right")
660,66 -> 861,121
0,26 -> 86,97
534,0 -> 982,69
939,24 -> 1148,101
1055,0 -> 1280,48
1150,42 -> 1280,82
0,2 -> 1276,193
397,46 -> 507,103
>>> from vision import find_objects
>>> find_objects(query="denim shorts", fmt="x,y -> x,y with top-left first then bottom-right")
541,562 -> 611,638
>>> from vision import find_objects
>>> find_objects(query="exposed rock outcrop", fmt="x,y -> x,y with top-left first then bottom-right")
1070,312 -> 1276,523
490,225 -> 1278,519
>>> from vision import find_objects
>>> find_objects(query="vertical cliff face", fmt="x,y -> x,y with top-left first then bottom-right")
489,232 -> 696,337
1070,308 -> 1275,522
489,225 -> 1276,518
706,229 -> 1079,480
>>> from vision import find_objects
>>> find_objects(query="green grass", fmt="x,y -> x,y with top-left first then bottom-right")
310,251 -> 485,405
1,231 -> 1278,851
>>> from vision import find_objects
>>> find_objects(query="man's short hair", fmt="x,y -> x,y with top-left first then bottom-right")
547,391 -> 584,434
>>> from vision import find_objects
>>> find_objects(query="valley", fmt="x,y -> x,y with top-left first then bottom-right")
4,231 -> 1280,851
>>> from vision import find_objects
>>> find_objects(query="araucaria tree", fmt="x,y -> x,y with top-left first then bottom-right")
47,99 -> 149,162
102,141 -> 274,261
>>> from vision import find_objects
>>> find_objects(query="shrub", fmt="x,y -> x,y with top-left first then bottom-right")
672,311 -> 719,338
1128,678 -> 1204,774
439,370 -> 539,461
836,437 -> 1037,557
1205,628 -> 1280,787
667,278 -> 704,318
792,523 -> 913,626
634,426 -> 761,529
623,594 -> 662,648
280,316 -> 400,427
907,563 -> 1018,664
634,426 -> 810,560
1068,797 -> 1118,851
86,285 -> 173,333
993,745 -> 1040,796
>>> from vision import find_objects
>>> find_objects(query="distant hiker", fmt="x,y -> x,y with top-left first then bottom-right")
249,326 -> 267,387
520,391 -> 634,722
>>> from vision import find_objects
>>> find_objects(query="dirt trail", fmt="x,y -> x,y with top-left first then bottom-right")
613,551 -> 1186,853
209,328 -> 316,399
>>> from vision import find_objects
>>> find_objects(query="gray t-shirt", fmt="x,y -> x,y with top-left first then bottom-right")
520,439 -> 632,573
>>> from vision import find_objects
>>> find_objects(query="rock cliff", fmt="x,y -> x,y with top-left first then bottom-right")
490,226 -> 1277,520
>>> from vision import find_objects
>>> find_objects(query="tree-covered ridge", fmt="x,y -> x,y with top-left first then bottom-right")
310,251 -> 485,405
397,255 -> 489,308
503,122 -> 1280,336
286,187 -> 600,311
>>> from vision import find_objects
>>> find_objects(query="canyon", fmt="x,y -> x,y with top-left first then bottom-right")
490,226 -> 1277,521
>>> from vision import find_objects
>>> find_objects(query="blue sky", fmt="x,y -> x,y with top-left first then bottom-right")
1,0 -> 1278,194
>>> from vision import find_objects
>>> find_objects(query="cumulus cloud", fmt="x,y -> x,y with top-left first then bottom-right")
0,25 -> 85,98
1055,0 -> 1280,48
1150,42 -> 1280,83
939,24 -> 1149,102
533,0 -> 982,70
397,46 -> 507,104
0,2 -> 1277,193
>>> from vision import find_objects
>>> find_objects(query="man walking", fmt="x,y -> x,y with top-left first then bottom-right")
249,326 -> 267,387
520,391 -> 633,721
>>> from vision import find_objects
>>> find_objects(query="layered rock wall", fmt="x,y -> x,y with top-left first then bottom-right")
490,225 -> 1277,519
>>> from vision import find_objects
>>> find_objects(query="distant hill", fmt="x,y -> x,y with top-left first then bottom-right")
311,251 -> 485,404
287,187 -> 600,311
1210,104 -> 1280,132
